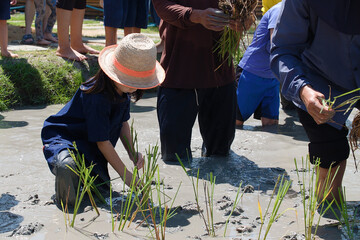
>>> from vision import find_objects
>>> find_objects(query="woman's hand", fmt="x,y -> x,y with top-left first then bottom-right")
300,85 -> 335,124
190,8 -> 229,31
131,152 -> 144,169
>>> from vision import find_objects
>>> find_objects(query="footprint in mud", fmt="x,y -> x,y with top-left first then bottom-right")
8,222 -> 43,237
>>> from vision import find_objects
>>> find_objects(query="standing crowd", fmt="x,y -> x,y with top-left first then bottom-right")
1,0 -> 359,210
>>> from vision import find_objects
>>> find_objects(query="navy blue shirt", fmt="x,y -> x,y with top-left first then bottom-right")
271,0 -> 360,129
41,87 -> 130,175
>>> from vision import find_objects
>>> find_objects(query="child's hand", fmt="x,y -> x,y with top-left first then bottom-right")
131,152 -> 144,169
10,0 -> 17,5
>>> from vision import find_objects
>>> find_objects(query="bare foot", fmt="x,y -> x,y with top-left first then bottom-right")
72,44 -> 100,55
37,39 -> 51,46
1,50 -> 18,58
44,33 -> 58,43
56,47 -> 87,61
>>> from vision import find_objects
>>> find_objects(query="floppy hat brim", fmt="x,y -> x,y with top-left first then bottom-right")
98,45 -> 165,89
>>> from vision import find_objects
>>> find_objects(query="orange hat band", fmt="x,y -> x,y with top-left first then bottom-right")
114,57 -> 156,78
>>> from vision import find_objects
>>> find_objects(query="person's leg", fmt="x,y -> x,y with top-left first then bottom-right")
43,0 -> 57,42
53,149 -> 79,207
0,20 -> 18,58
198,83 -> 236,156
297,108 -> 349,203
70,8 -> 99,54
123,27 -> 141,36
157,87 -> 198,162
318,159 -> 346,203
260,78 -> 280,126
24,0 -> 35,37
105,26 -> 117,46
34,0 -> 51,45
56,7 -> 86,61
236,70 -> 264,126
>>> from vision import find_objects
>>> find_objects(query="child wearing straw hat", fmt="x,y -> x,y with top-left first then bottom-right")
41,33 -> 165,206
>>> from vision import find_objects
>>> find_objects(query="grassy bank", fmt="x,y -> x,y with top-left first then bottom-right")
0,51 -> 100,111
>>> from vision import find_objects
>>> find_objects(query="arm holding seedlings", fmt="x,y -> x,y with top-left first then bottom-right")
190,8 -> 229,32
300,85 -> 335,125
96,140 -> 138,187
120,121 -> 144,169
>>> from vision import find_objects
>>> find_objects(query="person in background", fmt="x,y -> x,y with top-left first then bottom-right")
152,0 -> 254,162
271,0 -> 360,202
261,0 -> 281,15
56,0 -> 99,61
34,0 -> 57,45
102,0 -> 149,46
41,34 -> 165,206
236,2 -> 282,127
0,0 -> 18,58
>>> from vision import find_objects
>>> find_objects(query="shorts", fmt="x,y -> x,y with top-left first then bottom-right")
103,0 -> 149,29
56,0 -> 86,10
0,1 -> 10,20
237,70 -> 280,121
297,108 -> 349,169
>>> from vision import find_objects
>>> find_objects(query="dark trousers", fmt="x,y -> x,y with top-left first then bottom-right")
157,83 -> 236,162
297,108 -> 349,168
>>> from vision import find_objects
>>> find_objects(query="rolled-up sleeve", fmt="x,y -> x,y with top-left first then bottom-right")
152,0 -> 194,29
270,0 -> 311,105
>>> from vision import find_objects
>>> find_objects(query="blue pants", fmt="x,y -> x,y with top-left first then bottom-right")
237,70 -> 280,121
157,83 -> 236,162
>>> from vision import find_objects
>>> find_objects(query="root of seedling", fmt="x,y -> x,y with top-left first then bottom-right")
349,112 -> 360,171
216,0 -> 257,67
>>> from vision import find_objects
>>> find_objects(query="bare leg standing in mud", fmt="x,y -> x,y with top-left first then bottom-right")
55,0 -> 99,61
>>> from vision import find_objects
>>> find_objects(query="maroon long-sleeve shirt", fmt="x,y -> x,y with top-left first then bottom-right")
152,0 -> 235,89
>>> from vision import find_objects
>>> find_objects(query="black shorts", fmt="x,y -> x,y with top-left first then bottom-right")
56,0 -> 86,10
297,108 -> 349,169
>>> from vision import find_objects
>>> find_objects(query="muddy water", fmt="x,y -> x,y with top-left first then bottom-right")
0,92 -> 359,239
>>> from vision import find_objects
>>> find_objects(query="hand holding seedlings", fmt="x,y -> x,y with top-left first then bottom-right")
300,85 -> 335,124
131,152 -> 145,169
190,8 -> 230,31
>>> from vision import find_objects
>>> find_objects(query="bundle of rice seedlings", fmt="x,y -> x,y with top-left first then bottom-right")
215,0 -> 257,67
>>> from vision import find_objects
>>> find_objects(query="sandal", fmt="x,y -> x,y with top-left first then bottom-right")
21,34 -> 34,45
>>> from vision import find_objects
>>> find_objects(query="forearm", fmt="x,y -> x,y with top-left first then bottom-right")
97,140 -> 133,186
152,0 -> 193,28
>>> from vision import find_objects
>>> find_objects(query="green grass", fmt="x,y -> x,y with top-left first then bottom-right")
0,50 -> 99,111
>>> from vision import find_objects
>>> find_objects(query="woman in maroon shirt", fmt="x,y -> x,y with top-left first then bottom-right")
152,0 -> 253,162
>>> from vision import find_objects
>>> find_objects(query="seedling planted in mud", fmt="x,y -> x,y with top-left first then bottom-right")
330,187 -> 359,240
223,182 -> 244,237
62,143 -> 106,228
257,174 -> 294,240
294,157 -> 338,240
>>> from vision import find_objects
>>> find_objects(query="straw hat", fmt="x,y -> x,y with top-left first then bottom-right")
98,33 -> 165,89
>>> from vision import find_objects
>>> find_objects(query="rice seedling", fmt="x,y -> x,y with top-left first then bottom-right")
63,143 -> 106,227
294,157 -> 338,240
117,167 -> 141,231
349,111 -> 360,171
329,187 -> 359,239
257,175 -> 293,240
223,182 -> 244,237
204,172 -> 216,237
177,155 -> 212,235
215,0 -> 257,66
146,168 -> 182,240
320,87 -> 360,115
